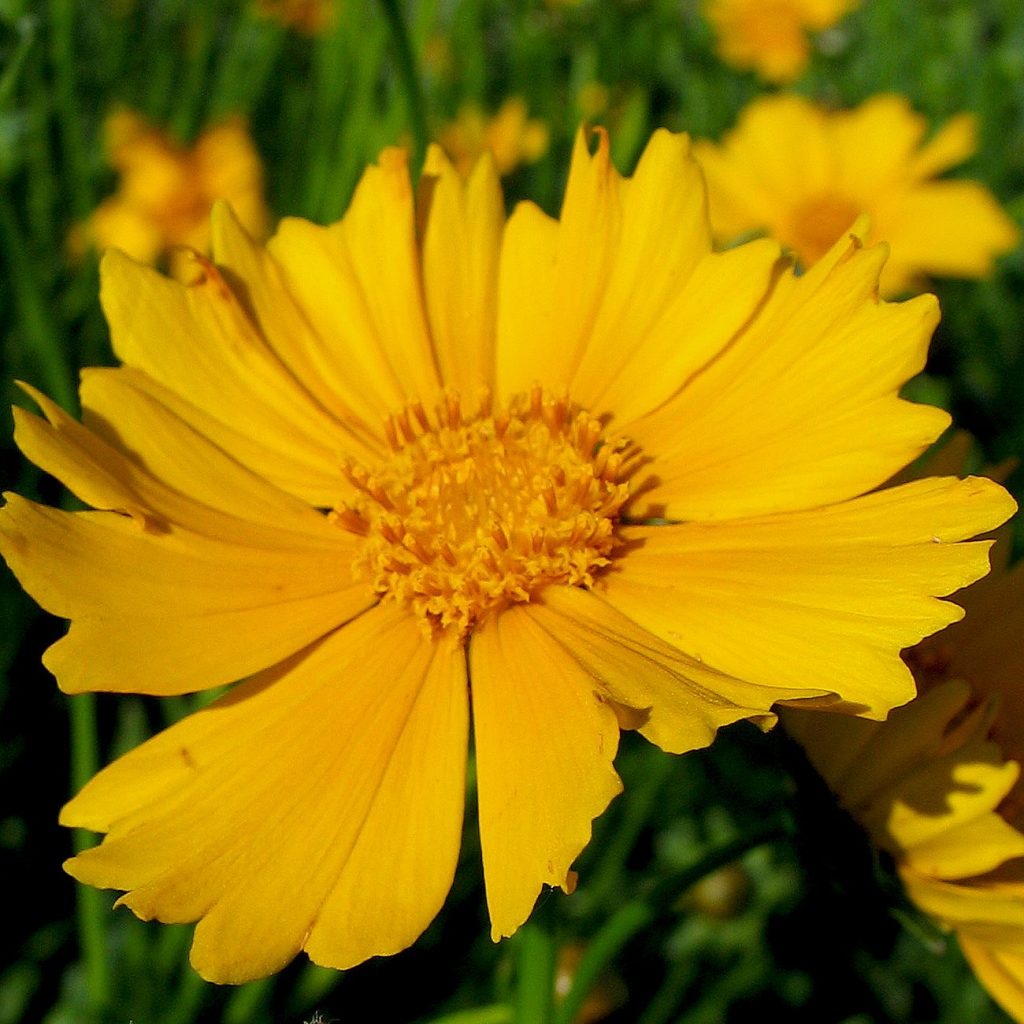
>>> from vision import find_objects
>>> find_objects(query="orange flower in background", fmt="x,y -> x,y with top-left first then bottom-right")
438,97 -> 549,176
786,441 -> 1024,1021
253,0 -> 336,34
694,94 -> 1021,295
72,110 -> 268,266
2,130 -> 1014,983
703,0 -> 858,83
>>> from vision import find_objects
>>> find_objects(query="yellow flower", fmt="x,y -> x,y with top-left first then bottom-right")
694,94 -> 1021,295
702,0 -> 858,83
438,98 -> 549,177
72,110 -> 268,266
1,130 -> 1015,983
786,462 -> 1024,1021
253,0 -> 336,34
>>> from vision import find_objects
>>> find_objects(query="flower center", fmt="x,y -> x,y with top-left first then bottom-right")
786,193 -> 864,267
332,387 -> 632,640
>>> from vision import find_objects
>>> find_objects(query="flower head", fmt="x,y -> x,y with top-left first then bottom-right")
438,98 -> 549,177
1,129 -> 1014,983
786,443 -> 1024,1021
694,94 -> 1021,295
702,0 -> 858,83
71,110 -> 268,266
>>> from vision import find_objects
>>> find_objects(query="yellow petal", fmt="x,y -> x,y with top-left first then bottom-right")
14,379 -> 334,542
0,495 -> 369,694
496,128 -> 623,398
494,198 -> 559,395
592,240 -> 785,426
831,95 -> 925,196
209,202 -> 386,457
879,181 -> 1020,290
470,603 -> 623,940
268,148 -> 441,414
304,637 -> 467,969
960,940 -> 1024,1022
602,477 -> 1015,718
63,606 -> 467,983
82,196 -> 165,264
568,131 -> 712,415
695,95 -> 833,240
625,239 -> 950,519
526,585 -> 806,753
903,870 -> 1024,938
100,249 -> 352,505
94,367 -> 349,507
867,739 -> 1024,873
943,562 -> 1024,774
901,808 -> 1024,881
420,145 -> 504,393
810,679 -> 973,808
909,112 -> 977,180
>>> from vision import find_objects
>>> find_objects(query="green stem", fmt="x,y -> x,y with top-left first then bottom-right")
224,977 -> 273,1024
169,4 -> 217,142
635,958 -> 699,1024
553,818 -> 788,1024
513,919 -> 558,1024
553,902 -> 652,1024
585,753 -> 674,910
427,1008 -> 513,1024
47,0 -> 93,221
377,0 -> 428,172
69,692 -> 111,1012
0,197 -> 76,411
161,964 -> 208,1024
0,15 -> 37,108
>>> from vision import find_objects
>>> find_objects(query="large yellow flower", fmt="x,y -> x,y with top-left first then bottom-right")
71,110 -> 268,266
694,94 -> 1021,295
1,130 -> 1014,983
786,480 -> 1024,1021
702,0 -> 858,83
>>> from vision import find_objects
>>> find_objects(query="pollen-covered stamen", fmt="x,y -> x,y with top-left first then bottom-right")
332,389 -> 632,639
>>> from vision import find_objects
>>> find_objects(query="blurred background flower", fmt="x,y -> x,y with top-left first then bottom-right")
693,94 -> 1020,295
437,97 -> 549,177
702,0 -> 859,83
785,437 -> 1024,1021
69,109 -> 268,266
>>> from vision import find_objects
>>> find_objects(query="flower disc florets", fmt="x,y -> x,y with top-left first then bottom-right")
332,386 -> 631,639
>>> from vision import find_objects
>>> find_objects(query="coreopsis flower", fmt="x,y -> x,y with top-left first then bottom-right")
71,110 -> 268,266
1,130 -> 1015,983
438,98 -> 549,177
253,0 -> 336,34
702,0 -> 858,83
694,94 -> 1021,295
785,467 -> 1024,1021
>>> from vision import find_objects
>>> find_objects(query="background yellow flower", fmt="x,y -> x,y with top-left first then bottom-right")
703,0 -> 859,83
694,94 -> 1021,295
71,110 -> 269,266
786,441 -> 1024,1022
437,98 -> 550,177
